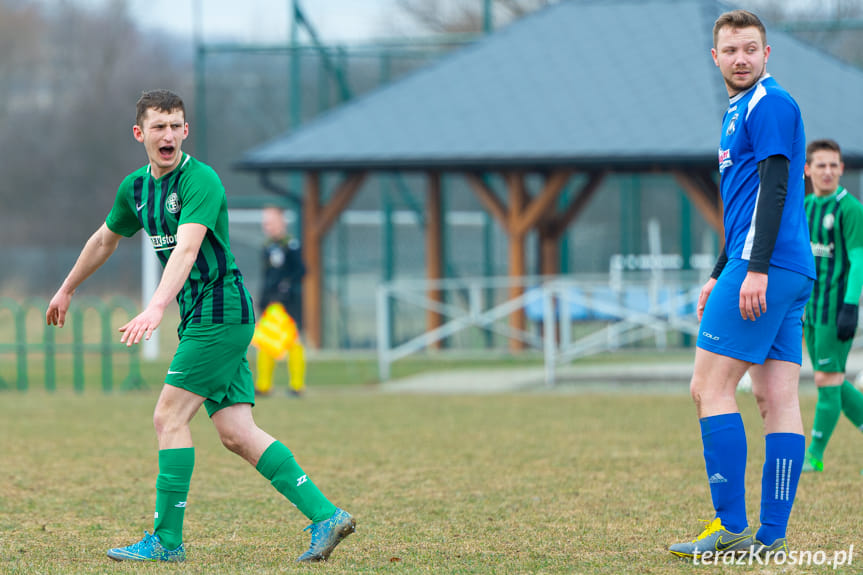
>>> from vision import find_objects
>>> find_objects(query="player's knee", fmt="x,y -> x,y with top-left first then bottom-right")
153,410 -> 184,440
218,427 -> 249,455
689,375 -> 710,406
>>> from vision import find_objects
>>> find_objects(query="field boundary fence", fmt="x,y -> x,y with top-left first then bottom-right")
0,296 -> 145,393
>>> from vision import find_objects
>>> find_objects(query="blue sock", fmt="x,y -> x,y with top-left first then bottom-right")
756,433 -> 805,545
700,413 -> 748,533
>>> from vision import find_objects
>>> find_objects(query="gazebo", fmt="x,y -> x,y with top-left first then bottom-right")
238,0 -> 863,348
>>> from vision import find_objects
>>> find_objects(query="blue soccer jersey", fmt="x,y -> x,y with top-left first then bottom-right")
717,75 -> 815,280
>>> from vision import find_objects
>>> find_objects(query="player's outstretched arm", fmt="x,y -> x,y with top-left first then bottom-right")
46,223 -> 122,328
118,222 -> 207,346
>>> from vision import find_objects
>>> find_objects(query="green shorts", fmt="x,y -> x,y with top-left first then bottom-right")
166,323 -> 256,417
805,322 -> 853,373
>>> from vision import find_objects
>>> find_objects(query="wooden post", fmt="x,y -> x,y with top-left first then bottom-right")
300,172 -> 367,349
302,172 -> 322,348
507,172 -> 527,350
539,223 -> 559,275
426,172 -> 444,347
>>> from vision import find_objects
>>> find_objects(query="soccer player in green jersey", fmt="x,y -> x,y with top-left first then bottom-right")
46,90 -> 355,563
802,139 -> 863,472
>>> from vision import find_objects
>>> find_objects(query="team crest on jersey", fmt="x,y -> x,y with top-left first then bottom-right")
726,113 -> 738,136
823,213 -> 835,230
166,192 -> 181,214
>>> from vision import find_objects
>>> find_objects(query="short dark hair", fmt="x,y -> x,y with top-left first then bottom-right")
713,10 -> 766,48
806,139 -> 842,163
135,89 -> 185,127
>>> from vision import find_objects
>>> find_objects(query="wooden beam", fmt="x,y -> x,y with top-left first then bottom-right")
426,173 -> 444,346
302,172 -> 323,349
506,172 -> 527,350
465,173 -> 510,233
673,170 -> 723,234
549,171 -> 606,238
539,222 -> 559,276
313,172 -> 367,237
513,170 -> 572,237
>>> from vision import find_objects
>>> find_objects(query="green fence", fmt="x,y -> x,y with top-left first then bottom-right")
0,297 -> 145,393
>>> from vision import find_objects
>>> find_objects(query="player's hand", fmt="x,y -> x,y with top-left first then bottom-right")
119,305 -> 164,347
739,271 -> 767,321
46,290 -> 73,327
837,303 -> 859,342
697,277 -> 717,322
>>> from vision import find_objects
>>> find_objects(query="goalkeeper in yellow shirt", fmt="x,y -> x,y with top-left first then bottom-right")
253,206 -> 306,396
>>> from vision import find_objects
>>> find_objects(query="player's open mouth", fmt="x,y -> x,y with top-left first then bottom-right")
159,146 -> 175,159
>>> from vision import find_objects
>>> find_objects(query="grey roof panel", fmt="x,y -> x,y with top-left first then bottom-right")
239,0 -> 863,171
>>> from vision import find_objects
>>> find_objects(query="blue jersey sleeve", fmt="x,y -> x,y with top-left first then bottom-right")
747,93 -> 798,163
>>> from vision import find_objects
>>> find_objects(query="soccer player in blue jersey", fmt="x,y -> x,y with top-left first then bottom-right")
668,11 -> 815,560
46,90 -> 354,563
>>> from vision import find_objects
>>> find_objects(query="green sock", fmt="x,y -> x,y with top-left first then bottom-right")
809,386 -> 842,461
841,381 -> 863,429
256,441 -> 337,523
153,447 -> 194,550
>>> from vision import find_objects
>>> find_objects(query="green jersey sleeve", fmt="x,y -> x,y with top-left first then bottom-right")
105,175 -> 143,237
178,164 -> 224,230
843,197 -> 863,304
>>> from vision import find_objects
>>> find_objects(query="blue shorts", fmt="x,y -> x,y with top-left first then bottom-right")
697,258 -> 813,365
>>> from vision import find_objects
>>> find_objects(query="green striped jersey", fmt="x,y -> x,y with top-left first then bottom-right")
106,153 -> 254,334
804,187 -> 863,326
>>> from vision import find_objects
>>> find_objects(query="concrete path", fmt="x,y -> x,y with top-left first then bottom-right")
379,349 -> 863,395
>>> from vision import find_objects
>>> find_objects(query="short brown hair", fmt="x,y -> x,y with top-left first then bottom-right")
806,139 -> 842,164
135,89 -> 185,126
713,10 -> 767,48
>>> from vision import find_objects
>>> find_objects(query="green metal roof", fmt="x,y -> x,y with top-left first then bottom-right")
238,0 -> 863,173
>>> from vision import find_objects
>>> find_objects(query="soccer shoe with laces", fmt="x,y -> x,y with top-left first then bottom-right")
668,517 -> 752,559
296,508 -> 356,562
106,531 -> 185,562
802,453 -> 823,472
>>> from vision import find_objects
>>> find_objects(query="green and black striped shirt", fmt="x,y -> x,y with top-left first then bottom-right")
106,153 -> 254,335
804,186 -> 863,326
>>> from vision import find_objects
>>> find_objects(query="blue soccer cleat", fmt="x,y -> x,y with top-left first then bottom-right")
296,508 -> 356,562
106,531 -> 186,562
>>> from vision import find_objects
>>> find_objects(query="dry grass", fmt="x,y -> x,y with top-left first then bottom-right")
1,381 -> 861,574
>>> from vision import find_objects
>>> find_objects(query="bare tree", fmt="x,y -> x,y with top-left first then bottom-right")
0,0 -> 190,245
0,2 -> 44,120
393,0 -> 557,35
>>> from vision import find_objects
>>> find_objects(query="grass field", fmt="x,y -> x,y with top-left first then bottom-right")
2,355 -> 862,574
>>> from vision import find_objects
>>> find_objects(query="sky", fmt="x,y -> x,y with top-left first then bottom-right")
125,0 -> 408,44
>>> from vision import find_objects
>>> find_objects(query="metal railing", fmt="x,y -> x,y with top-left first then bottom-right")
376,275 -> 701,384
